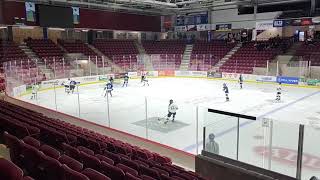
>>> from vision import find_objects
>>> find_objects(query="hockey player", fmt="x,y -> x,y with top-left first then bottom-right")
239,74 -> 243,89
104,81 -> 113,97
165,99 -> 178,124
69,79 -> 77,94
223,83 -> 230,101
63,79 -> 71,94
141,73 -> 145,83
31,83 -> 39,100
122,74 -> 129,87
109,76 -> 114,85
142,75 -> 149,86
276,82 -> 282,102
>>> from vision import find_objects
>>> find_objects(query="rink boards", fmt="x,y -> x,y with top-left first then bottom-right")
10,74 -> 320,180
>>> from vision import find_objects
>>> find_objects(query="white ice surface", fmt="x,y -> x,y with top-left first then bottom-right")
19,78 -> 320,179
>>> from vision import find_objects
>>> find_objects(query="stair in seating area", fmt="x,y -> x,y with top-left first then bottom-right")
134,41 -> 153,71
212,43 -> 242,72
87,44 -> 124,73
135,41 -> 146,54
179,44 -> 193,71
19,43 -> 53,77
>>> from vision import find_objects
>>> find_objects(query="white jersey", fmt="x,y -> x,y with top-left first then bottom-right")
168,103 -> 178,113
32,85 -> 39,93
63,80 -> 71,86
67,80 -> 72,86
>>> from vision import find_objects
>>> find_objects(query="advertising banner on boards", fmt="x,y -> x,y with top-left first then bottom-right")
277,76 -> 299,84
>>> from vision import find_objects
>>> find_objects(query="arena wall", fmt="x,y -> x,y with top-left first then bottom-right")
1,0 -> 160,32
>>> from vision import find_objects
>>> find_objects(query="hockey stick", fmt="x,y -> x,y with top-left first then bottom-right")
101,88 -> 106,96
157,114 -> 170,124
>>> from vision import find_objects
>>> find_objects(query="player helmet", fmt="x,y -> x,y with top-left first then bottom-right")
169,99 -> 173,103
223,83 -> 226,86
209,133 -> 215,140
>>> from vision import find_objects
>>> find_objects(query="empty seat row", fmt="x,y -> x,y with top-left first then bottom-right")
92,40 -> 138,69
0,158 -> 34,180
25,38 -> 69,71
0,100 -> 205,180
0,41 -> 28,63
58,39 -> 99,58
142,40 -> 185,55
295,42 -> 320,66
220,40 -> 284,74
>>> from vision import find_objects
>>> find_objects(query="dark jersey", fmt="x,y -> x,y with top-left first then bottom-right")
70,80 -> 77,86
239,76 -> 243,83
105,83 -> 113,90
223,86 -> 229,94
124,75 -> 129,82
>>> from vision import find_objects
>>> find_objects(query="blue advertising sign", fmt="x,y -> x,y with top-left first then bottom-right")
277,76 -> 299,84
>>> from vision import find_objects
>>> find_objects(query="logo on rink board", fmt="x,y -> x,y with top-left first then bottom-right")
254,146 -> 320,170
256,76 -> 277,82
277,76 -> 299,85
222,73 -> 238,80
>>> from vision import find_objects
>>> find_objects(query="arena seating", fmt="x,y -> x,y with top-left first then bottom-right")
142,40 -> 186,70
0,100 -> 205,180
58,39 -> 97,57
0,158 -> 34,180
0,40 -> 28,62
0,65 -> 4,91
295,42 -> 320,66
111,54 -> 141,71
25,39 -> 64,59
93,40 -> 139,70
220,41 -> 282,74
25,39 -> 71,75
190,40 -> 235,71
0,40 -> 41,84
142,40 -> 185,54
150,54 -> 182,70
58,39 -> 108,69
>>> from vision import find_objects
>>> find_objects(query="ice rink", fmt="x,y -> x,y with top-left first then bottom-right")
19,77 -> 320,179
